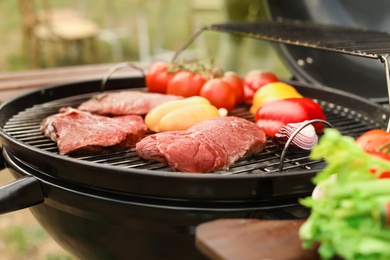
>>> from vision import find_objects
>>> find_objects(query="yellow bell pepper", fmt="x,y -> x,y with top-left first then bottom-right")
250,82 -> 303,114
145,96 -> 220,132
158,104 -> 220,132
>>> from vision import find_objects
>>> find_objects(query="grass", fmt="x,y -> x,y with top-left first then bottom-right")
0,209 -> 73,259
0,225 -> 72,260
3,226 -> 46,253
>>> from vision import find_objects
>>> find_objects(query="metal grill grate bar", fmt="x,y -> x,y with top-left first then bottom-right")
2,91 -> 385,175
205,20 -> 390,59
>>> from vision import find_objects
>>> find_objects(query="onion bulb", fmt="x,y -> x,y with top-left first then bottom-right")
272,121 -> 318,153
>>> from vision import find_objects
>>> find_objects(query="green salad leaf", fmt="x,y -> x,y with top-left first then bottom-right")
299,128 -> 390,260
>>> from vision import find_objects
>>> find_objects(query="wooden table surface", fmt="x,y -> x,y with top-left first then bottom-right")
195,218 -> 320,260
0,62 -> 149,102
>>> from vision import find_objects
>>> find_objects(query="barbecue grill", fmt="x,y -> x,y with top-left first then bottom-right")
2,1 -> 390,259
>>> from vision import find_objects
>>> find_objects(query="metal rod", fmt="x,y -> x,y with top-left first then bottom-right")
171,26 -> 208,63
380,54 -> 390,132
278,119 -> 334,172
101,62 -> 145,92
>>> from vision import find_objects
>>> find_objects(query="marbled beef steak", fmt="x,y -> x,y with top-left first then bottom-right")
77,91 -> 182,116
40,107 -> 147,155
136,117 -> 267,173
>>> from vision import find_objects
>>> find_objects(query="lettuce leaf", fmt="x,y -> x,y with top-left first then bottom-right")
299,128 -> 390,260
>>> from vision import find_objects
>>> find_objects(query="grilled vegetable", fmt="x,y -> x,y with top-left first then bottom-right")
200,78 -> 236,111
250,82 -> 302,114
356,129 -> 390,154
243,70 -> 279,104
144,96 -> 219,132
254,97 -> 326,137
356,129 -> 390,178
222,71 -> 244,105
300,129 -> 390,260
272,121 -> 318,153
158,104 -> 221,132
166,71 -> 206,97
146,61 -> 179,93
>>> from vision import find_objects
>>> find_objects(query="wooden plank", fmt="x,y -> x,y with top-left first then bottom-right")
0,63 -> 149,102
195,219 -> 319,260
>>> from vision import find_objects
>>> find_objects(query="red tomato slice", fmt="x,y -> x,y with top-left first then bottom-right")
367,151 -> 390,179
356,129 -> 390,154
368,151 -> 390,161
356,130 -> 390,179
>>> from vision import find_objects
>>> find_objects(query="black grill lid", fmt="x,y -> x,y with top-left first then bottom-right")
202,20 -> 390,102
264,0 -> 390,100
207,21 -> 390,59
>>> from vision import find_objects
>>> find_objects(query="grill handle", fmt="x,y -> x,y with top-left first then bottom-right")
0,176 -> 44,215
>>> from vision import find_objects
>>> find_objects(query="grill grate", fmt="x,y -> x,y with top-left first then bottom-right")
204,20 -> 390,59
3,91 -> 382,175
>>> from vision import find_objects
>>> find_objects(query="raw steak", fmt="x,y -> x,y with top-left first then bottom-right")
40,107 -> 147,155
77,91 -> 182,116
136,116 -> 267,173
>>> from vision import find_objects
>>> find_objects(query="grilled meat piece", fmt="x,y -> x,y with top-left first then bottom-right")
136,116 -> 267,173
40,107 -> 147,155
77,91 -> 182,116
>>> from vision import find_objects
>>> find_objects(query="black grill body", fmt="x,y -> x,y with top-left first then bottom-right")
0,76 -> 388,259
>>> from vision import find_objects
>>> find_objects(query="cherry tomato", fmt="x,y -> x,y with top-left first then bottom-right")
355,129 -> 390,154
221,71 -> 244,105
145,61 -> 178,93
243,70 -> 279,104
166,71 -> 206,97
200,78 -> 236,111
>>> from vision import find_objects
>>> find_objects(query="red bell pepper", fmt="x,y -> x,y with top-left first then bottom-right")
254,97 -> 326,137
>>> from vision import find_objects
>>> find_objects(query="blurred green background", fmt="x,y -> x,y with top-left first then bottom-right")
1,0 -> 290,76
0,0 -> 290,259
